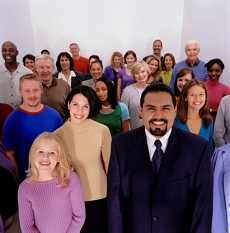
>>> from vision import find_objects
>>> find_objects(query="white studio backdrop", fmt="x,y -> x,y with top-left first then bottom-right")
0,0 -> 230,83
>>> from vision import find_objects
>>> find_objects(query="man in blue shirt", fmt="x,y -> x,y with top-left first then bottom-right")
2,74 -> 63,180
170,40 -> 208,88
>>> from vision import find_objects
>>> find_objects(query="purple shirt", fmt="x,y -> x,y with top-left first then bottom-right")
18,172 -> 85,233
118,68 -> 135,92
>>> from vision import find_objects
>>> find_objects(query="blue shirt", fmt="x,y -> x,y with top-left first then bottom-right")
174,118 -> 214,146
2,105 -> 63,180
212,144 -> 230,233
170,59 -> 208,88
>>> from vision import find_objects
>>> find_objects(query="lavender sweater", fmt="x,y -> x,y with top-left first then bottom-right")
18,172 -> 85,233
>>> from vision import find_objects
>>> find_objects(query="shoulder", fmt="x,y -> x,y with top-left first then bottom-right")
113,126 -> 144,145
17,63 -> 33,74
18,178 -> 32,194
43,106 -> 62,120
4,109 -> 22,122
118,101 -> 128,111
69,171 -> 81,186
89,119 -> 110,132
174,60 -> 186,68
173,127 -> 208,148
79,56 -> 89,62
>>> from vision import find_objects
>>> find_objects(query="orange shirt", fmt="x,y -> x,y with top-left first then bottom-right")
73,56 -> 89,75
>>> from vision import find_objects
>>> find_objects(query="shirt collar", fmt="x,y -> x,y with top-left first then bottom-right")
42,77 -> 57,88
145,128 -> 172,159
185,58 -> 200,67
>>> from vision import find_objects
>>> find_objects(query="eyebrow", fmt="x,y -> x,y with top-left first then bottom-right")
144,104 -> 173,108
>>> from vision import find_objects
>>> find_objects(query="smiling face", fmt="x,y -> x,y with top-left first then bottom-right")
33,140 -> 59,176
68,93 -> 90,123
185,43 -> 200,63
95,81 -> 108,103
125,54 -> 136,67
60,55 -> 70,71
208,63 -> 223,81
177,73 -> 193,92
35,58 -> 53,85
20,79 -> 42,108
186,85 -> 206,112
140,91 -> 176,137
164,55 -> 173,70
1,42 -> 18,64
148,59 -> 159,74
90,62 -> 103,80
153,40 -> 162,57
134,67 -> 149,84
25,58 -> 35,72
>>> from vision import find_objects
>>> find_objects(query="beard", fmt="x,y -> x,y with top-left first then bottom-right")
149,118 -> 168,137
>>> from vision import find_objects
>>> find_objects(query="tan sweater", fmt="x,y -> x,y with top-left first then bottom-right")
55,119 -> 111,201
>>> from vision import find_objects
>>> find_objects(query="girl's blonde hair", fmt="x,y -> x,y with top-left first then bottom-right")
27,132 -> 71,187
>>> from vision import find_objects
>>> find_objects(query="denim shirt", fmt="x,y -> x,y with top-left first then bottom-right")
212,144 -> 230,233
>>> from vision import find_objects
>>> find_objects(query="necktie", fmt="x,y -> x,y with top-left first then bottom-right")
152,140 -> 163,173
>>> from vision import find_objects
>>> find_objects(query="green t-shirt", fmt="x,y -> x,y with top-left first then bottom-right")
94,105 -> 122,136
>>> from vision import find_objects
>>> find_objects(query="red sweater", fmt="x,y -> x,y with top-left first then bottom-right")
73,56 -> 89,75
205,79 -> 230,111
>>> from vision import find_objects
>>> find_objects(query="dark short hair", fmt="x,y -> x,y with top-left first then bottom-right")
89,59 -> 103,70
22,54 -> 35,66
205,58 -> 225,71
140,83 -> 176,108
95,77 -> 117,109
41,49 -> 50,55
89,55 -> 100,62
65,85 -> 101,120
124,50 -> 137,64
56,52 -> 74,72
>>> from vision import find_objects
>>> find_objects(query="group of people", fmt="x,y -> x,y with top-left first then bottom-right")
0,38 -> 230,233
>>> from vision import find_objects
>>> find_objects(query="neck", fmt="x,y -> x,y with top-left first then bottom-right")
73,55 -> 80,60
187,108 -> 200,119
5,62 -> 18,72
135,82 -> 146,88
20,103 -> 43,112
37,171 -> 55,182
43,77 -> 53,87
188,58 -> 197,65
62,69 -> 70,77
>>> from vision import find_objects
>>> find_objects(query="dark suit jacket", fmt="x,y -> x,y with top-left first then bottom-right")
107,126 -> 212,233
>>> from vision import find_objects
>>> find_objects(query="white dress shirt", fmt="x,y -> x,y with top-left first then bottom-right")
145,128 -> 172,161
58,70 -> 76,87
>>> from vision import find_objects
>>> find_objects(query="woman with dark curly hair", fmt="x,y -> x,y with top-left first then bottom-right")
56,51 -> 83,89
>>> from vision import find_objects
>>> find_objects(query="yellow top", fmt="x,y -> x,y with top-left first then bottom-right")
55,119 -> 111,201
161,70 -> 173,86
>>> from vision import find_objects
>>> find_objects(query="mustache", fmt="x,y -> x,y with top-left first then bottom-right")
149,118 -> 168,124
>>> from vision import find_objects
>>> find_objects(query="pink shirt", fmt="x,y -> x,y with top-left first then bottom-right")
205,79 -> 230,111
18,172 -> 85,233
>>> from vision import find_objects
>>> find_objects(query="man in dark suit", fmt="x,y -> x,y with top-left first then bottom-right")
107,83 -> 212,233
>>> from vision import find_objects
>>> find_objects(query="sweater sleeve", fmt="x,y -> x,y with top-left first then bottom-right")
67,173 -> 86,233
18,183 -> 41,233
101,126 -> 112,174
214,99 -> 227,147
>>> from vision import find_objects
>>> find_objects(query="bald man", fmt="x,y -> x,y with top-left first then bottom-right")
0,41 -> 32,108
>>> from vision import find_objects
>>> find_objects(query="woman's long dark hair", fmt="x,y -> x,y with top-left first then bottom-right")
177,79 -> 212,127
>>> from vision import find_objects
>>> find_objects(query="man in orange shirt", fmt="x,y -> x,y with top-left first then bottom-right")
69,42 -> 89,75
